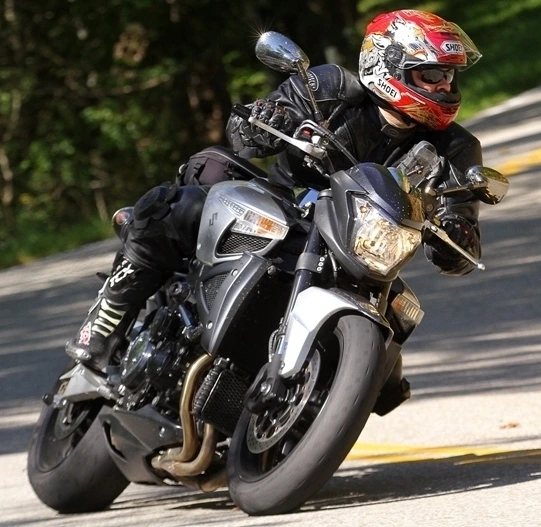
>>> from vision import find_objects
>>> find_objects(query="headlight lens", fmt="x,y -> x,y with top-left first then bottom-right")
350,197 -> 422,275
220,197 -> 288,239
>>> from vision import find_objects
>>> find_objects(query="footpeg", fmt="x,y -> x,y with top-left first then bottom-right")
56,363 -> 118,403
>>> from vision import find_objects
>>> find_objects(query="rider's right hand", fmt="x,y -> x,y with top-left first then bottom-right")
424,214 -> 480,275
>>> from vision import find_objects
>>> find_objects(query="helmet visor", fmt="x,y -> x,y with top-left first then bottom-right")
448,21 -> 482,70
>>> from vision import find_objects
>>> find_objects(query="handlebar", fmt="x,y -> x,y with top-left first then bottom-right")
423,220 -> 485,271
232,103 -> 359,165
233,103 -> 328,159
231,103 -> 488,271
232,103 -> 252,121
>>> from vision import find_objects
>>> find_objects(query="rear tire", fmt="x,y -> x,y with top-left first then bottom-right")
227,315 -> 386,515
27,365 -> 129,513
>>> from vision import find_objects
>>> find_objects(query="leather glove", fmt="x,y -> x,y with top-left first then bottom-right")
424,214 -> 480,275
239,99 -> 294,150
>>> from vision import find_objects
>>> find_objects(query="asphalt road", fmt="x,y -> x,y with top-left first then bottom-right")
1,89 -> 541,526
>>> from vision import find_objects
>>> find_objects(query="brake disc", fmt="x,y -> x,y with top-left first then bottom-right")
246,350 -> 321,454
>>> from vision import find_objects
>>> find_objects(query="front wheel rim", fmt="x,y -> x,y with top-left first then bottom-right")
246,350 -> 321,454
238,327 -> 341,478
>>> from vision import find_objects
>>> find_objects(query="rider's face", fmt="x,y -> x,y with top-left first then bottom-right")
411,68 -> 454,93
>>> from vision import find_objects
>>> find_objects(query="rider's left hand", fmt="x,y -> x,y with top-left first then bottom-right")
240,99 -> 294,150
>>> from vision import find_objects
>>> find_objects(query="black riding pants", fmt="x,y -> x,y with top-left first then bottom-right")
121,183 -> 209,274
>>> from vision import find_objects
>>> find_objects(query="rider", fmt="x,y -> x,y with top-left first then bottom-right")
66,10 -> 483,413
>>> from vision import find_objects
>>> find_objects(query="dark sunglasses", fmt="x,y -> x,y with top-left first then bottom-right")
417,68 -> 455,84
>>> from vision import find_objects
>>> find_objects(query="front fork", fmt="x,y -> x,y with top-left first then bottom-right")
279,222 -> 324,344
244,223 -> 324,413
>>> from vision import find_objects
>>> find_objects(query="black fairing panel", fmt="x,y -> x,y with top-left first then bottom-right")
333,163 -> 424,233
196,253 -> 290,372
99,405 -> 182,484
315,163 -> 424,282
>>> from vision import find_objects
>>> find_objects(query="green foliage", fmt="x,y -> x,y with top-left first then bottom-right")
0,215 -> 112,269
1,0 -> 541,268
447,0 -> 541,119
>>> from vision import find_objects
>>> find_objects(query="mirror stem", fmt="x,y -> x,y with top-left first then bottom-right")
296,63 -> 327,127
441,183 -> 486,195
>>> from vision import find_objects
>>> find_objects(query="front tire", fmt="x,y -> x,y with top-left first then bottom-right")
27,365 -> 129,513
227,315 -> 386,515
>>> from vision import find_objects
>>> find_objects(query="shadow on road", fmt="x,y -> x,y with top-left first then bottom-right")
56,448 -> 540,519
398,169 -> 541,399
0,276 -> 105,455
304,449 -> 541,513
465,84 -> 541,165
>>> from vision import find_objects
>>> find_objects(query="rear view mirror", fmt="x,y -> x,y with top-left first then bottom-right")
255,32 -> 310,75
465,166 -> 509,205
255,31 -> 326,126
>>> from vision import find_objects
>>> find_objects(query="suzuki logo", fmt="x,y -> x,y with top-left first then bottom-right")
209,212 -> 218,226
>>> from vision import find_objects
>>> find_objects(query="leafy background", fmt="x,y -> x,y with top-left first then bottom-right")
1,0 -> 540,268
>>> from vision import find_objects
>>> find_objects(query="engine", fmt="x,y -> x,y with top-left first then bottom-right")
115,283 -> 253,439
118,305 -> 191,411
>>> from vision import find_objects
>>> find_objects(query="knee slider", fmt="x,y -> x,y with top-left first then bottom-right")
133,182 -> 179,229
112,207 -> 134,240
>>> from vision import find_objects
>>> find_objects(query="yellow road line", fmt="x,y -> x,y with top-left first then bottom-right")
494,146 -> 541,176
347,443 -> 541,464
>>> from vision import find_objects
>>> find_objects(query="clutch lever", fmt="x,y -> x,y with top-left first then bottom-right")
232,103 -> 327,159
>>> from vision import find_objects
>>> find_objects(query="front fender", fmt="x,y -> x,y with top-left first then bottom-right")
278,287 -> 393,378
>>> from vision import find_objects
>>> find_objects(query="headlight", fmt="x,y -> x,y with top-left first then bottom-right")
220,197 -> 288,239
350,197 -> 422,276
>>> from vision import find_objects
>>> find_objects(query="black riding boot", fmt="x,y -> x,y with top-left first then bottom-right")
66,253 -> 167,370
372,354 -> 411,416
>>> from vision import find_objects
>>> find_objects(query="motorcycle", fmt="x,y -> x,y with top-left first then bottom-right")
27,32 -> 509,516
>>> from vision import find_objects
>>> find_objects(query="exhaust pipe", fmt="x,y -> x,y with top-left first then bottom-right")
151,353 -> 225,487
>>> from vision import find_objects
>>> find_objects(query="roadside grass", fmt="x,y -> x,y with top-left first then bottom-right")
3,0 -> 541,270
0,218 -> 113,270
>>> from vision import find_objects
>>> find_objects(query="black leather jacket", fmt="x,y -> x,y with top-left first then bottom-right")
226,64 -> 483,275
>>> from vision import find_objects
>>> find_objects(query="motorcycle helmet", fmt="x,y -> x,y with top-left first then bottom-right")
359,10 -> 481,130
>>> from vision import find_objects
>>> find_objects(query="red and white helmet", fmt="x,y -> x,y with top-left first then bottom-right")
359,10 -> 481,130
